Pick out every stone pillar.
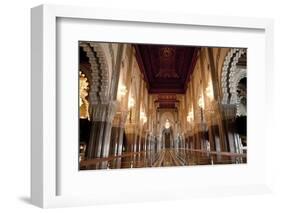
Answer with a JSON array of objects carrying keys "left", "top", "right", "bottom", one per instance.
[
  {"left": 205, "top": 109, "right": 217, "bottom": 152},
  {"left": 110, "top": 116, "right": 120, "bottom": 157},
  {"left": 87, "top": 120, "right": 106, "bottom": 159},
  {"left": 109, "top": 111, "right": 127, "bottom": 168},
  {"left": 144, "top": 132, "right": 148, "bottom": 152},
  {"left": 206, "top": 48, "right": 232, "bottom": 153},
  {"left": 138, "top": 133, "right": 142, "bottom": 152},
  {"left": 109, "top": 125, "right": 119, "bottom": 156},
  {"left": 87, "top": 101, "right": 117, "bottom": 159},
  {"left": 117, "top": 111, "right": 128, "bottom": 155},
  {"left": 222, "top": 104, "right": 240, "bottom": 153},
  {"left": 87, "top": 104, "right": 107, "bottom": 159},
  {"left": 212, "top": 102, "right": 228, "bottom": 153},
  {"left": 156, "top": 136, "right": 161, "bottom": 152},
  {"left": 213, "top": 124, "right": 221, "bottom": 152},
  {"left": 110, "top": 110, "right": 128, "bottom": 156},
  {"left": 101, "top": 102, "right": 117, "bottom": 158},
  {"left": 125, "top": 123, "right": 136, "bottom": 153}
]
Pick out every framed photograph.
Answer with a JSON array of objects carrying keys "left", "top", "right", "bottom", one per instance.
[{"left": 31, "top": 4, "right": 274, "bottom": 208}]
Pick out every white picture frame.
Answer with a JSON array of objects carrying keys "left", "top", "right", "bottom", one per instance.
[{"left": 31, "top": 4, "right": 274, "bottom": 208}]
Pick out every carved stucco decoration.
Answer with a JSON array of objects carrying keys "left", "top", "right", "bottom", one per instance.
[
  {"left": 221, "top": 48, "right": 247, "bottom": 116},
  {"left": 221, "top": 48, "right": 239, "bottom": 104},
  {"left": 80, "top": 42, "right": 110, "bottom": 105},
  {"left": 230, "top": 68, "right": 247, "bottom": 116}
]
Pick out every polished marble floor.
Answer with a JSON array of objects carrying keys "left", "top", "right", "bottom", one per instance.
[{"left": 80, "top": 149, "right": 246, "bottom": 170}]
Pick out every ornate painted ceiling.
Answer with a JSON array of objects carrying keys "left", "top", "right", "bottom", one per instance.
[
  {"left": 134, "top": 44, "right": 198, "bottom": 94},
  {"left": 155, "top": 94, "right": 179, "bottom": 109}
]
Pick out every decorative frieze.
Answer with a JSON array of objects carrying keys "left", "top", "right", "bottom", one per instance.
[{"left": 221, "top": 48, "right": 246, "bottom": 106}]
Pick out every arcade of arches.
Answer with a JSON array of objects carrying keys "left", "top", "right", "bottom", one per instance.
[{"left": 79, "top": 42, "right": 247, "bottom": 170}]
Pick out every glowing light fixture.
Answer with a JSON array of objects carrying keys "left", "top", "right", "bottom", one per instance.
[
  {"left": 128, "top": 96, "right": 135, "bottom": 109},
  {"left": 206, "top": 80, "right": 214, "bottom": 100},
  {"left": 118, "top": 84, "right": 127, "bottom": 98},
  {"left": 198, "top": 93, "right": 205, "bottom": 109},
  {"left": 165, "top": 119, "right": 171, "bottom": 129},
  {"left": 187, "top": 107, "right": 194, "bottom": 123},
  {"left": 140, "top": 111, "right": 147, "bottom": 124},
  {"left": 143, "top": 116, "right": 147, "bottom": 124}
]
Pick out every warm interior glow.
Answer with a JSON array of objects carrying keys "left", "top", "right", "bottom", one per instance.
[
  {"left": 206, "top": 80, "right": 214, "bottom": 100},
  {"left": 187, "top": 107, "right": 194, "bottom": 123},
  {"left": 118, "top": 84, "right": 128, "bottom": 98},
  {"left": 140, "top": 111, "right": 147, "bottom": 124},
  {"left": 198, "top": 93, "right": 205, "bottom": 109},
  {"left": 78, "top": 43, "right": 248, "bottom": 171},
  {"left": 128, "top": 96, "right": 135, "bottom": 109},
  {"left": 79, "top": 71, "right": 90, "bottom": 120},
  {"left": 165, "top": 119, "right": 171, "bottom": 129},
  {"left": 143, "top": 116, "right": 147, "bottom": 124}
]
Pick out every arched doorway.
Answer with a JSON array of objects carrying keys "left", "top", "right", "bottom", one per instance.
[
  {"left": 220, "top": 48, "right": 247, "bottom": 154},
  {"left": 163, "top": 129, "right": 173, "bottom": 148},
  {"left": 161, "top": 119, "right": 174, "bottom": 149}
]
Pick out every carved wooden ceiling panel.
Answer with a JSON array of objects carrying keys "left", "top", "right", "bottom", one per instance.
[
  {"left": 154, "top": 94, "right": 179, "bottom": 109},
  {"left": 135, "top": 44, "right": 198, "bottom": 94}
]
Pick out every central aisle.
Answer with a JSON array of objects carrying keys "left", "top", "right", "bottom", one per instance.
[{"left": 80, "top": 149, "right": 246, "bottom": 170}]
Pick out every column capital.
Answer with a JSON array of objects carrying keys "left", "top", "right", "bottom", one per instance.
[
  {"left": 120, "top": 110, "right": 129, "bottom": 128},
  {"left": 91, "top": 101, "right": 117, "bottom": 122},
  {"left": 112, "top": 110, "right": 129, "bottom": 128}
]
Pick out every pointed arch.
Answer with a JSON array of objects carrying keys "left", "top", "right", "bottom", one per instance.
[
  {"left": 79, "top": 42, "right": 110, "bottom": 105},
  {"left": 221, "top": 48, "right": 247, "bottom": 108}
]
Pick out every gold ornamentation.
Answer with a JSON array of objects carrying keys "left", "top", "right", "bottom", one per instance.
[
  {"left": 140, "top": 111, "right": 147, "bottom": 124},
  {"left": 165, "top": 119, "right": 170, "bottom": 129},
  {"left": 79, "top": 71, "right": 90, "bottom": 120},
  {"left": 198, "top": 92, "right": 205, "bottom": 109},
  {"left": 206, "top": 80, "right": 214, "bottom": 100},
  {"left": 187, "top": 106, "right": 194, "bottom": 123}
]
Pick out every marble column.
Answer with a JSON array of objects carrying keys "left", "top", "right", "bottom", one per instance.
[
  {"left": 101, "top": 102, "right": 117, "bottom": 158},
  {"left": 221, "top": 104, "right": 240, "bottom": 153},
  {"left": 207, "top": 121, "right": 216, "bottom": 152},
  {"left": 117, "top": 111, "right": 128, "bottom": 155},
  {"left": 109, "top": 126, "right": 119, "bottom": 156},
  {"left": 86, "top": 101, "right": 117, "bottom": 159},
  {"left": 109, "top": 111, "right": 127, "bottom": 168},
  {"left": 87, "top": 120, "right": 106, "bottom": 159},
  {"left": 212, "top": 109, "right": 228, "bottom": 153},
  {"left": 125, "top": 123, "right": 136, "bottom": 153},
  {"left": 213, "top": 124, "right": 221, "bottom": 152},
  {"left": 110, "top": 112, "right": 122, "bottom": 156},
  {"left": 206, "top": 48, "right": 238, "bottom": 153}
]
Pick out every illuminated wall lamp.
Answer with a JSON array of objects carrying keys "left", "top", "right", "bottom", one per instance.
[
  {"left": 206, "top": 81, "right": 214, "bottom": 100},
  {"left": 118, "top": 84, "right": 128, "bottom": 98},
  {"left": 165, "top": 119, "right": 171, "bottom": 129},
  {"left": 187, "top": 110, "right": 194, "bottom": 123},
  {"left": 140, "top": 111, "right": 147, "bottom": 124},
  {"left": 128, "top": 96, "right": 135, "bottom": 109},
  {"left": 128, "top": 96, "right": 135, "bottom": 123},
  {"left": 198, "top": 94, "right": 205, "bottom": 109}
]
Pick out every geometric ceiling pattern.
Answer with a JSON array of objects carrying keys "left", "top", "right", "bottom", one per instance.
[{"left": 134, "top": 44, "right": 198, "bottom": 94}]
